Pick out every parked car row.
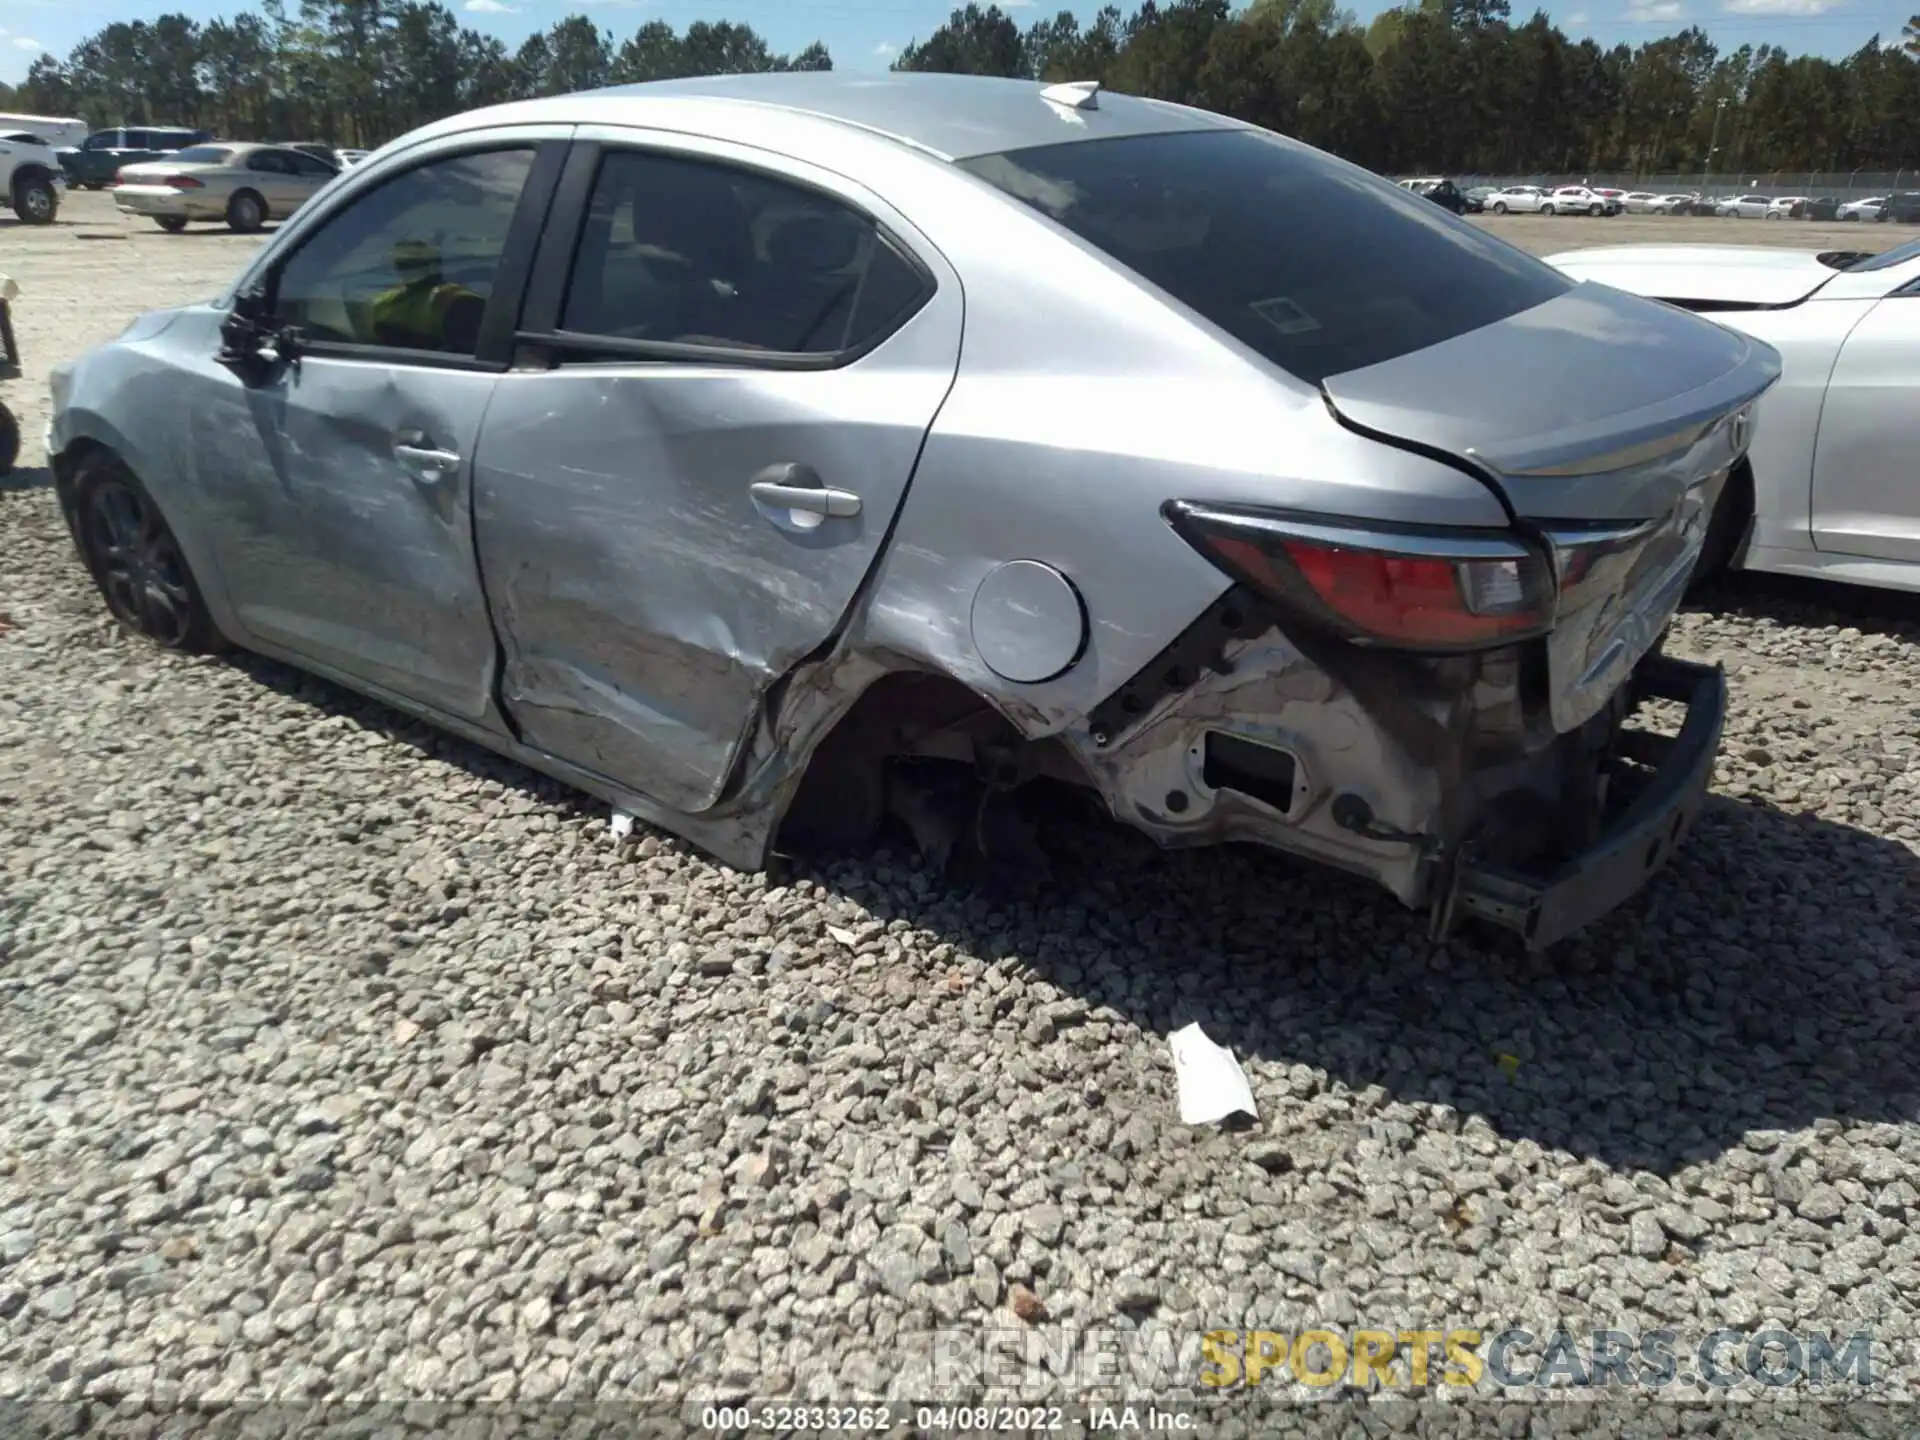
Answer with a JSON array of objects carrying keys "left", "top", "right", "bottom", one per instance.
[
  {"left": 0, "top": 116, "right": 375, "bottom": 216},
  {"left": 1452, "top": 182, "right": 1920, "bottom": 224}
]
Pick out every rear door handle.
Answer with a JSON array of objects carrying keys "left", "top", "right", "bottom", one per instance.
[
  {"left": 750, "top": 481, "right": 861, "bottom": 518},
  {"left": 749, "top": 463, "right": 860, "bottom": 519}
]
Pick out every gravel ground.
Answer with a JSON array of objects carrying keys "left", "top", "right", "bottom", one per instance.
[{"left": 3, "top": 193, "right": 1920, "bottom": 1423}]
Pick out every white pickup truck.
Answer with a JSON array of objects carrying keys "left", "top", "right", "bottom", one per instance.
[{"left": 0, "top": 128, "right": 64, "bottom": 224}]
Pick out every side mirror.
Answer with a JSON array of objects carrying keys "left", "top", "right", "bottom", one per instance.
[{"left": 218, "top": 286, "right": 300, "bottom": 383}]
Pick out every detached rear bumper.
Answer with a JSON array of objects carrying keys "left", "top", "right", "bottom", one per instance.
[{"left": 1450, "top": 654, "right": 1726, "bottom": 951}]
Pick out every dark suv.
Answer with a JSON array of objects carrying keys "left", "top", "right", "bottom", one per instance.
[
  {"left": 1877, "top": 192, "right": 1920, "bottom": 224},
  {"left": 58, "top": 126, "right": 211, "bottom": 190}
]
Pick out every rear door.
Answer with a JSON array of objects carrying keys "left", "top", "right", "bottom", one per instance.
[
  {"left": 244, "top": 148, "right": 305, "bottom": 216},
  {"left": 471, "top": 132, "right": 962, "bottom": 813}
]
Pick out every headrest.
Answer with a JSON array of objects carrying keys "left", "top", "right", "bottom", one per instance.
[{"left": 769, "top": 214, "right": 863, "bottom": 275}]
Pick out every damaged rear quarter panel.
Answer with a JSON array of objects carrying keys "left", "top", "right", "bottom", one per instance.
[{"left": 849, "top": 160, "right": 1512, "bottom": 739}]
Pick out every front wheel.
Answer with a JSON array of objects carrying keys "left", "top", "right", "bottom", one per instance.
[
  {"left": 71, "top": 453, "right": 224, "bottom": 652},
  {"left": 1589, "top": 202, "right": 1602, "bottom": 215},
  {"left": 1492, "top": 201, "right": 1508, "bottom": 214},
  {"left": 11, "top": 174, "right": 57, "bottom": 225},
  {"left": 154, "top": 216, "right": 188, "bottom": 233},
  {"left": 1540, "top": 204, "right": 1555, "bottom": 216}
]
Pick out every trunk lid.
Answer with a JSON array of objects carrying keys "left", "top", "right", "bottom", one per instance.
[
  {"left": 1320, "top": 281, "right": 1781, "bottom": 733},
  {"left": 1546, "top": 244, "right": 1843, "bottom": 309}
]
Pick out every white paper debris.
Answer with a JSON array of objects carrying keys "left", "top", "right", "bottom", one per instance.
[
  {"left": 1168, "top": 1022, "right": 1258, "bottom": 1125},
  {"left": 609, "top": 809, "right": 635, "bottom": 840}
]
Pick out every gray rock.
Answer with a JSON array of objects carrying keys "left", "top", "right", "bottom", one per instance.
[
  {"left": 1629, "top": 1210, "right": 1668, "bottom": 1259},
  {"left": 1797, "top": 1184, "right": 1847, "bottom": 1222},
  {"left": 36, "top": 1286, "right": 77, "bottom": 1322}
]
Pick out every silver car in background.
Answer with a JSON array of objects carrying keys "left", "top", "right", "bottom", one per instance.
[
  {"left": 113, "top": 142, "right": 339, "bottom": 233},
  {"left": 48, "top": 73, "right": 1779, "bottom": 949}
]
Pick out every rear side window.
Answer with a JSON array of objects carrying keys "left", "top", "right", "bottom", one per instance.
[
  {"left": 557, "top": 149, "right": 930, "bottom": 358},
  {"left": 172, "top": 146, "right": 232, "bottom": 164},
  {"left": 961, "top": 131, "right": 1569, "bottom": 385}
]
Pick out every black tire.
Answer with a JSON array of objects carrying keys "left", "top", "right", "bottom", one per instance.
[
  {"left": 71, "top": 453, "right": 224, "bottom": 652},
  {"left": 0, "top": 404, "right": 18, "bottom": 478},
  {"left": 1540, "top": 203, "right": 1555, "bottom": 216},
  {"left": 1492, "top": 201, "right": 1508, "bottom": 214},
  {"left": 1688, "top": 465, "right": 1750, "bottom": 595},
  {"left": 1589, "top": 202, "right": 1602, "bottom": 215},
  {"left": 226, "top": 190, "right": 266, "bottom": 234},
  {"left": 154, "top": 215, "right": 188, "bottom": 233},
  {"left": 11, "top": 173, "right": 57, "bottom": 225},
  {"left": 83, "top": 182, "right": 106, "bottom": 192}
]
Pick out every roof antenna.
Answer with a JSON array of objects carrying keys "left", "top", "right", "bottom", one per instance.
[{"left": 1040, "top": 80, "right": 1100, "bottom": 111}]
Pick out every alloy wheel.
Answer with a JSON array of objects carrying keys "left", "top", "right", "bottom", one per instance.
[{"left": 80, "top": 476, "right": 197, "bottom": 646}]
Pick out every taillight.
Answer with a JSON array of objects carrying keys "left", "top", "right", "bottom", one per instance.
[
  {"left": 165, "top": 175, "right": 204, "bottom": 189},
  {"left": 1165, "top": 502, "right": 1555, "bottom": 652}
]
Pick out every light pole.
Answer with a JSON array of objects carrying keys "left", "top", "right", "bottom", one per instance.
[{"left": 1702, "top": 97, "right": 1728, "bottom": 198}]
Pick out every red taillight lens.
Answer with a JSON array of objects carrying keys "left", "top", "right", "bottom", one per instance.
[
  {"left": 165, "top": 175, "right": 204, "bottom": 189},
  {"left": 1166, "top": 502, "right": 1554, "bottom": 652}
]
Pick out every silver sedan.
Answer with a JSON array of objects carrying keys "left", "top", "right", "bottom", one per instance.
[
  {"left": 113, "top": 142, "right": 339, "bottom": 233},
  {"left": 48, "top": 73, "right": 1779, "bottom": 949}
]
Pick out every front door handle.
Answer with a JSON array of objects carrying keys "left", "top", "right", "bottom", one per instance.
[{"left": 393, "top": 430, "right": 462, "bottom": 474}]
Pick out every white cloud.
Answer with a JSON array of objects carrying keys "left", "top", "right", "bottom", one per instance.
[
  {"left": 464, "top": 0, "right": 516, "bottom": 11},
  {"left": 873, "top": 40, "right": 897, "bottom": 57},
  {"left": 1624, "top": 0, "right": 1684, "bottom": 18},
  {"left": 1563, "top": 9, "right": 1589, "bottom": 21},
  {"left": 11, "top": 36, "right": 43, "bottom": 51},
  {"left": 1720, "top": 0, "right": 1835, "bottom": 12}
]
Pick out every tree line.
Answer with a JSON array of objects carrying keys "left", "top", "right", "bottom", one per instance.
[
  {"left": 0, "top": 1, "right": 830, "bottom": 149},
  {"left": 3, "top": 0, "right": 1919, "bottom": 175}
]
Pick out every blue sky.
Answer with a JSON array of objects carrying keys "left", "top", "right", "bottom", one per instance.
[{"left": 1, "top": 0, "right": 1913, "bottom": 86}]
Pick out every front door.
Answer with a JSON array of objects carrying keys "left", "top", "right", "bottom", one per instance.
[
  {"left": 472, "top": 136, "right": 962, "bottom": 813},
  {"left": 187, "top": 139, "right": 564, "bottom": 721},
  {"left": 1810, "top": 288, "right": 1920, "bottom": 564}
]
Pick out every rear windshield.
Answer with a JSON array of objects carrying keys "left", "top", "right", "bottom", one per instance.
[
  {"left": 958, "top": 130, "right": 1568, "bottom": 385},
  {"left": 171, "top": 146, "right": 233, "bottom": 164}
]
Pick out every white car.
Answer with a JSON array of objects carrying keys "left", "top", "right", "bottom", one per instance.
[
  {"left": 1651, "top": 193, "right": 1700, "bottom": 214},
  {"left": 1715, "top": 195, "right": 1773, "bottom": 219},
  {"left": 336, "top": 148, "right": 371, "bottom": 167},
  {"left": 1547, "top": 186, "right": 1620, "bottom": 216},
  {"left": 1549, "top": 240, "right": 1920, "bottom": 594},
  {"left": 1838, "top": 196, "right": 1886, "bottom": 222},
  {"left": 1484, "top": 185, "right": 1550, "bottom": 214},
  {"left": 0, "top": 129, "right": 64, "bottom": 223},
  {"left": 1766, "top": 196, "right": 1809, "bottom": 220},
  {"left": 1621, "top": 191, "right": 1662, "bottom": 214}
]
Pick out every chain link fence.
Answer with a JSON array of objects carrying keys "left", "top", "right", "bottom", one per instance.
[{"left": 1447, "top": 170, "right": 1914, "bottom": 200}]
